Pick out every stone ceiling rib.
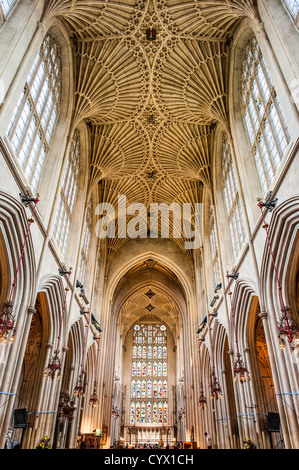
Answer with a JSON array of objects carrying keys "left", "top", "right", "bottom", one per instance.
[{"left": 42, "top": 0, "right": 258, "bottom": 255}]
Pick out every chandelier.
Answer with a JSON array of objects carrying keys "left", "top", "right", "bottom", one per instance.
[
  {"left": 74, "top": 310, "right": 90, "bottom": 398},
  {"left": 0, "top": 301, "right": 15, "bottom": 345},
  {"left": 74, "top": 375, "right": 85, "bottom": 398},
  {"left": 44, "top": 268, "right": 72, "bottom": 380},
  {"left": 198, "top": 386, "right": 207, "bottom": 410},
  {"left": 210, "top": 369, "right": 223, "bottom": 400},
  {"left": 258, "top": 196, "right": 299, "bottom": 350},
  {"left": 233, "top": 353, "right": 250, "bottom": 384},
  {"left": 206, "top": 310, "right": 224, "bottom": 400},
  {"left": 278, "top": 307, "right": 299, "bottom": 350},
  {"left": 227, "top": 273, "right": 250, "bottom": 384},
  {"left": 44, "top": 350, "right": 61, "bottom": 380},
  {"left": 89, "top": 339, "right": 101, "bottom": 408},
  {"left": 89, "top": 383, "right": 99, "bottom": 408},
  {"left": 197, "top": 339, "right": 207, "bottom": 410}
]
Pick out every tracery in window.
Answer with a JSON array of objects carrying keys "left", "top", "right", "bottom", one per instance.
[
  {"left": 209, "top": 208, "right": 221, "bottom": 286},
  {"left": 0, "top": 0, "right": 17, "bottom": 18},
  {"left": 131, "top": 324, "right": 168, "bottom": 425},
  {"left": 241, "top": 36, "right": 291, "bottom": 195},
  {"left": 78, "top": 205, "right": 92, "bottom": 284},
  {"left": 53, "top": 131, "right": 80, "bottom": 257},
  {"left": 7, "top": 34, "right": 62, "bottom": 192},
  {"left": 282, "top": 0, "right": 299, "bottom": 20},
  {"left": 221, "top": 136, "right": 246, "bottom": 259}
]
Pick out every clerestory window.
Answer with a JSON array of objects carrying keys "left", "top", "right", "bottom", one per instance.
[
  {"left": 241, "top": 36, "right": 291, "bottom": 195},
  {"left": 7, "top": 34, "right": 62, "bottom": 192}
]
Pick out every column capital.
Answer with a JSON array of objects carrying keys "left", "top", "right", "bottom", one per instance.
[
  {"left": 37, "top": 22, "right": 45, "bottom": 32},
  {"left": 28, "top": 306, "right": 37, "bottom": 316},
  {"left": 255, "top": 22, "right": 267, "bottom": 39},
  {"left": 258, "top": 310, "right": 268, "bottom": 320}
]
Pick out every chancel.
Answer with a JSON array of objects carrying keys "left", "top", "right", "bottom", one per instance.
[{"left": 0, "top": 0, "right": 298, "bottom": 451}]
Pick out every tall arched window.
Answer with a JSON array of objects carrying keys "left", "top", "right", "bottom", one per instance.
[
  {"left": 7, "top": 34, "right": 62, "bottom": 192},
  {"left": 53, "top": 131, "right": 80, "bottom": 257},
  {"left": 78, "top": 205, "right": 92, "bottom": 284},
  {"left": 131, "top": 324, "right": 168, "bottom": 425},
  {"left": 282, "top": 0, "right": 299, "bottom": 21},
  {"left": 209, "top": 207, "right": 221, "bottom": 286},
  {"left": 221, "top": 136, "right": 246, "bottom": 259},
  {"left": 241, "top": 36, "right": 291, "bottom": 195},
  {"left": 0, "top": 0, "right": 17, "bottom": 18}
]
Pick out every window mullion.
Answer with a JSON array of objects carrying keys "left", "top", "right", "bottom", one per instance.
[
  {"left": 260, "top": 108, "right": 278, "bottom": 175},
  {"left": 254, "top": 142, "right": 269, "bottom": 194},
  {"left": 22, "top": 110, "right": 44, "bottom": 178},
  {"left": 18, "top": 103, "right": 38, "bottom": 168},
  {"left": 7, "top": 86, "right": 29, "bottom": 138}
]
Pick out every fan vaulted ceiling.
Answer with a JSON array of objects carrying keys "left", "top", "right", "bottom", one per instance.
[{"left": 42, "top": 0, "right": 258, "bottom": 255}]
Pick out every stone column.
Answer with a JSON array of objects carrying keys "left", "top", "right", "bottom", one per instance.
[
  {"left": 53, "top": 393, "right": 65, "bottom": 450},
  {"left": 258, "top": 310, "right": 292, "bottom": 449},
  {"left": 0, "top": 305, "right": 35, "bottom": 449},
  {"left": 65, "top": 397, "right": 77, "bottom": 449}
]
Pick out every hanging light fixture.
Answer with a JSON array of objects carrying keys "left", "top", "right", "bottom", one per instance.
[
  {"left": 197, "top": 338, "right": 207, "bottom": 410},
  {"left": 44, "top": 350, "right": 61, "bottom": 380},
  {"left": 89, "top": 382, "right": 99, "bottom": 408},
  {"left": 44, "top": 268, "right": 72, "bottom": 380},
  {"left": 74, "top": 314, "right": 89, "bottom": 398},
  {"left": 207, "top": 312, "right": 224, "bottom": 400},
  {"left": 0, "top": 301, "right": 15, "bottom": 345},
  {"left": 74, "top": 374, "right": 85, "bottom": 398},
  {"left": 233, "top": 353, "right": 249, "bottom": 384},
  {"left": 257, "top": 196, "right": 299, "bottom": 350},
  {"left": 210, "top": 369, "right": 224, "bottom": 400},
  {"left": 198, "top": 385, "right": 207, "bottom": 410},
  {"left": 226, "top": 273, "right": 250, "bottom": 384},
  {"left": 89, "top": 338, "right": 101, "bottom": 408},
  {"left": 0, "top": 194, "right": 39, "bottom": 345}
]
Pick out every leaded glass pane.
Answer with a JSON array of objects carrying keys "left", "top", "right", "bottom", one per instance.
[
  {"left": 7, "top": 34, "right": 62, "bottom": 191},
  {"left": 241, "top": 36, "right": 291, "bottom": 195},
  {"left": 53, "top": 132, "right": 80, "bottom": 257},
  {"left": 131, "top": 324, "right": 168, "bottom": 424},
  {"left": 0, "top": 0, "right": 17, "bottom": 17},
  {"left": 221, "top": 136, "right": 246, "bottom": 258},
  {"left": 283, "top": 0, "right": 299, "bottom": 20}
]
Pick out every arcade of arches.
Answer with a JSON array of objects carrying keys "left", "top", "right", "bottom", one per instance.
[{"left": 0, "top": 0, "right": 299, "bottom": 451}]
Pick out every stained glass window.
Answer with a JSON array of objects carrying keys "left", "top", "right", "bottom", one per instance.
[
  {"left": 7, "top": 34, "right": 62, "bottom": 192},
  {"left": 53, "top": 131, "right": 80, "bottom": 257},
  {"left": 241, "top": 36, "right": 291, "bottom": 195},
  {"left": 282, "top": 0, "right": 299, "bottom": 20},
  {"left": 221, "top": 136, "right": 246, "bottom": 258},
  {"left": 131, "top": 324, "right": 168, "bottom": 424}
]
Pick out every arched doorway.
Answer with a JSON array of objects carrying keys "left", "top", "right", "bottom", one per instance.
[
  {"left": 254, "top": 309, "right": 282, "bottom": 449},
  {"left": 103, "top": 254, "right": 192, "bottom": 449}
]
